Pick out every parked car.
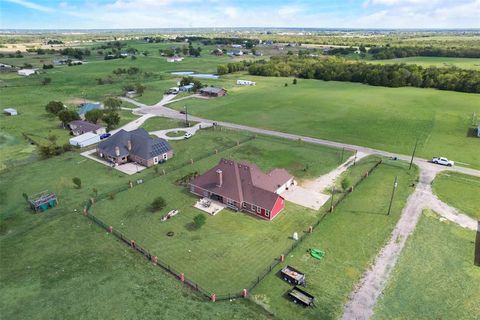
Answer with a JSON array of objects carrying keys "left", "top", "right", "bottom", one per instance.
[
  {"left": 100, "top": 133, "right": 111, "bottom": 140},
  {"left": 179, "top": 110, "right": 186, "bottom": 114},
  {"left": 184, "top": 132, "right": 192, "bottom": 139},
  {"left": 432, "top": 157, "right": 454, "bottom": 167}
]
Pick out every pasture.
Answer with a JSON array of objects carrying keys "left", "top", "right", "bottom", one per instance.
[
  {"left": 373, "top": 210, "right": 480, "bottom": 319},
  {"left": 90, "top": 132, "right": 350, "bottom": 294},
  {"left": 251, "top": 158, "right": 418, "bottom": 320},
  {"left": 368, "top": 56, "right": 480, "bottom": 70},
  {"left": 168, "top": 75, "right": 480, "bottom": 169},
  {"left": 432, "top": 171, "right": 480, "bottom": 219}
]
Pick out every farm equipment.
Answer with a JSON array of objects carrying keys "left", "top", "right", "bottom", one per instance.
[
  {"left": 288, "top": 286, "right": 315, "bottom": 307},
  {"left": 280, "top": 265, "right": 306, "bottom": 286},
  {"left": 310, "top": 248, "right": 325, "bottom": 260}
]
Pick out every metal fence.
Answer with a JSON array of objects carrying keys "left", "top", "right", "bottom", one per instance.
[{"left": 81, "top": 141, "right": 383, "bottom": 301}]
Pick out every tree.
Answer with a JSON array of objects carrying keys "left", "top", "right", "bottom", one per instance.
[
  {"left": 102, "top": 111, "right": 120, "bottom": 131},
  {"left": 150, "top": 196, "right": 166, "bottom": 212},
  {"left": 104, "top": 97, "right": 122, "bottom": 111},
  {"left": 135, "top": 83, "right": 145, "bottom": 95},
  {"left": 217, "top": 64, "right": 228, "bottom": 75},
  {"left": 84, "top": 109, "right": 103, "bottom": 124},
  {"left": 341, "top": 178, "right": 350, "bottom": 191},
  {"left": 58, "top": 109, "right": 80, "bottom": 125},
  {"left": 193, "top": 214, "right": 206, "bottom": 229},
  {"left": 72, "top": 177, "right": 81, "bottom": 189},
  {"left": 284, "top": 83, "right": 288, "bottom": 87},
  {"left": 293, "top": 78, "right": 297, "bottom": 85},
  {"left": 45, "top": 101, "right": 65, "bottom": 115}
]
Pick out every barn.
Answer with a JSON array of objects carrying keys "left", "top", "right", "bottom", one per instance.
[{"left": 189, "top": 159, "right": 294, "bottom": 220}]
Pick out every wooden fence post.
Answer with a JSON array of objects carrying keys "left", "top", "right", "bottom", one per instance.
[
  {"left": 107, "top": 226, "right": 113, "bottom": 233},
  {"left": 308, "top": 226, "right": 313, "bottom": 233},
  {"left": 130, "top": 240, "right": 136, "bottom": 249},
  {"left": 280, "top": 254, "right": 285, "bottom": 262},
  {"left": 180, "top": 272, "right": 185, "bottom": 282},
  {"left": 242, "top": 289, "right": 248, "bottom": 298},
  {"left": 211, "top": 293, "right": 216, "bottom": 302},
  {"left": 152, "top": 256, "right": 158, "bottom": 265}
]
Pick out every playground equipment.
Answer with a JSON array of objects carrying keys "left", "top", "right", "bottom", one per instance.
[
  {"left": 25, "top": 191, "right": 57, "bottom": 212},
  {"left": 309, "top": 248, "right": 325, "bottom": 260}
]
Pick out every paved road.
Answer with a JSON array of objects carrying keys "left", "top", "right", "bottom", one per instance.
[{"left": 122, "top": 96, "right": 480, "bottom": 319}]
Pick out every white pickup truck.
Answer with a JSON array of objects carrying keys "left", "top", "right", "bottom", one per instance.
[{"left": 432, "top": 157, "right": 454, "bottom": 167}]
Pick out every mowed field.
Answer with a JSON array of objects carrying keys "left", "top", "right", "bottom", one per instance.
[
  {"left": 251, "top": 158, "right": 418, "bottom": 320},
  {"left": 373, "top": 210, "right": 480, "bottom": 319},
  {"left": 91, "top": 131, "right": 350, "bottom": 294},
  {"left": 368, "top": 56, "right": 480, "bottom": 70},
  {"left": 432, "top": 171, "right": 480, "bottom": 219},
  {"left": 168, "top": 75, "right": 480, "bottom": 169}
]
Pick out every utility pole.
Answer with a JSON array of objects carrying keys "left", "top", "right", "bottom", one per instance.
[
  {"left": 409, "top": 138, "right": 418, "bottom": 170},
  {"left": 387, "top": 176, "right": 398, "bottom": 215},
  {"left": 354, "top": 150, "right": 358, "bottom": 166},
  {"left": 184, "top": 105, "right": 188, "bottom": 126},
  {"left": 330, "top": 185, "right": 335, "bottom": 212},
  {"left": 475, "top": 221, "right": 480, "bottom": 267}
]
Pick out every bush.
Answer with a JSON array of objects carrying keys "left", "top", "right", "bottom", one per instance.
[
  {"left": 72, "top": 177, "right": 82, "bottom": 189},
  {"left": 193, "top": 214, "right": 206, "bottom": 229},
  {"left": 150, "top": 196, "right": 166, "bottom": 212},
  {"left": 341, "top": 177, "right": 350, "bottom": 191},
  {"left": 45, "top": 101, "right": 64, "bottom": 115}
]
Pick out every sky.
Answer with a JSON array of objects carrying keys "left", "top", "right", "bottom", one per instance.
[{"left": 0, "top": 0, "right": 479, "bottom": 30}]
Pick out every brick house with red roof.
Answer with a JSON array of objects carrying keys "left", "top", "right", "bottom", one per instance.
[{"left": 189, "top": 159, "right": 294, "bottom": 220}]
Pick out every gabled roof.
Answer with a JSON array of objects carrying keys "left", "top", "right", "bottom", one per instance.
[
  {"left": 190, "top": 159, "right": 293, "bottom": 210},
  {"left": 200, "top": 87, "right": 226, "bottom": 94},
  {"left": 69, "top": 120, "right": 102, "bottom": 134},
  {"left": 79, "top": 102, "right": 102, "bottom": 115},
  {"left": 98, "top": 128, "right": 172, "bottom": 160}
]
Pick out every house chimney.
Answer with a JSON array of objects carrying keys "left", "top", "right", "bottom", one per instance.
[
  {"left": 127, "top": 140, "right": 132, "bottom": 151},
  {"left": 115, "top": 146, "right": 120, "bottom": 157},
  {"left": 216, "top": 169, "right": 223, "bottom": 187}
]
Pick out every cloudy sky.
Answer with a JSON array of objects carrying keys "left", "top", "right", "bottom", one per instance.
[{"left": 1, "top": 0, "right": 479, "bottom": 29}]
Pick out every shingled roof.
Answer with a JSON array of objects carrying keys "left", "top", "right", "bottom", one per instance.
[
  {"left": 98, "top": 128, "right": 171, "bottom": 160},
  {"left": 190, "top": 159, "right": 292, "bottom": 210}
]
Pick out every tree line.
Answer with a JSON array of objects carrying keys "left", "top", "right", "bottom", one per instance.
[
  {"left": 369, "top": 46, "right": 480, "bottom": 59},
  {"left": 246, "top": 56, "right": 480, "bottom": 93}
]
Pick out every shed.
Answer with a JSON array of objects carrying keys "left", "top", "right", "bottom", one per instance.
[
  {"left": 17, "top": 69, "right": 36, "bottom": 76},
  {"left": 3, "top": 108, "right": 18, "bottom": 116},
  {"left": 69, "top": 132, "right": 101, "bottom": 147},
  {"left": 199, "top": 87, "right": 227, "bottom": 97}
]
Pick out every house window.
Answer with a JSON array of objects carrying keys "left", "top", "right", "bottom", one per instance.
[
  {"left": 203, "top": 191, "right": 209, "bottom": 197},
  {"left": 163, "top": 153, "right": 168, "bottom": 160},
  {"left": 243, "top": 202, "right": 247, "bottom": 208},
  {"left": 154, "top": 156, "right": 159, "bottom": 164},
  {"left": 266, "top": 210, "right": 270, "bottom": 218},
  {"left": 122, "top": 157, "right": 126, "bottom": 160},
  {"left": 227, "top": 199, "right": 235, "bottom": 206},
  {"left": 257, "top": 206, "right": 261, "bottom": 214},
  {"left": 252, "top": 205, "right": 257, "bottom": 212}
]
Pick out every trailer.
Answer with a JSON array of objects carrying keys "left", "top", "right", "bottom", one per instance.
[
  {"left": 288, "top": 286, "right": 315, "bottom": 307},
  {"left": 280, "top": 265, "right": 306, "bottom": 286}
]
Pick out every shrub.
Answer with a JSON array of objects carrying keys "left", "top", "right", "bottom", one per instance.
[
  {"left": 341, "top": 177, "right": 350, "bottom": 191},
  {"left": 72, "top": 177, "right": 82, "bottom": 189},
  {"left": 150, "top": 196, "right": 166, "bottom": 212},
  {"left": 193, "top": 214, "right": 206, "bottom": 229}
]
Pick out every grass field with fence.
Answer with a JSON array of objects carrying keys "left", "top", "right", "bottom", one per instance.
[
  {"left": 251, "top": 158, "right": 418, "bottom": 320},
  {"left": 89, "top": 132, "right": 351, "bottom": 295},
  {"left": 373, "top": 209, "right": 480, "bottom": 319}
]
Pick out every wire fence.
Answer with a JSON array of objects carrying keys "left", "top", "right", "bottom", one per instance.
[{"left": 81, "top": 135, "right": 383, "bottom": 301}]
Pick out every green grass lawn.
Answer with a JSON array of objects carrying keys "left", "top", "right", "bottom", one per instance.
[
  {"left": 432, "top": 171, "right": 480, "bottom": 219},
  {"left": 373, "top": 210, "right": 480, "bottom": 320},
  {"left": 0, "top": 167, "right": 271, "bottom": 320},
  {"left": 250, "top": 159, "right": 418, "bottom": 320},
  {"left": 167, "top": 75, "right": 480, "bottom": 169},
  {"left": 368, "top": 56, "right": 480, "bottom": 70},
  {"left": 90, "top": 134, "right": 350, "bottom": 294}
]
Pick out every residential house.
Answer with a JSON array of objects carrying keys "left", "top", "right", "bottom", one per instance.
[
  {"left": 189, "top": 159, "right": 294, "bottom": 220},
  {"left": 78, "top": 102, "right": 103, "bottom": 119},
  {"left": 97, "top": 128, "right": 173, "bottom": 167},
  {"left": 179, "top": 84, "right": 194, "bottom": 92},
  {"left": 68, "top": 120, "right": 106, "bottom": 136},
  {"left": 199, "top": 87, "right": 227, "bottom": 97},
  {"left": 3, "top": 108, "right": 18, "bottom": 116}
]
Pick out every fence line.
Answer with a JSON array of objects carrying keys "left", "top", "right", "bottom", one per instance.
[{"left": 82, "top": 153, "right": 382, "bottom": 301}]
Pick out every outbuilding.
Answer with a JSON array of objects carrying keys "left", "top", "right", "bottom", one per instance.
[
  {"left": 17, "top": 69, "right": 36, "bottom": 76},
  {"left": 3, "top": 108, "right": 18, "bottom": 116},
  {"left": 199, "top": 87, "right": 227, "bottom": 97},
  {"left": 69, "top": 132, "right": 102, "bottom": 148},
  {"left": 237, "top": 80, "right": 256, "bottom": 86}
]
